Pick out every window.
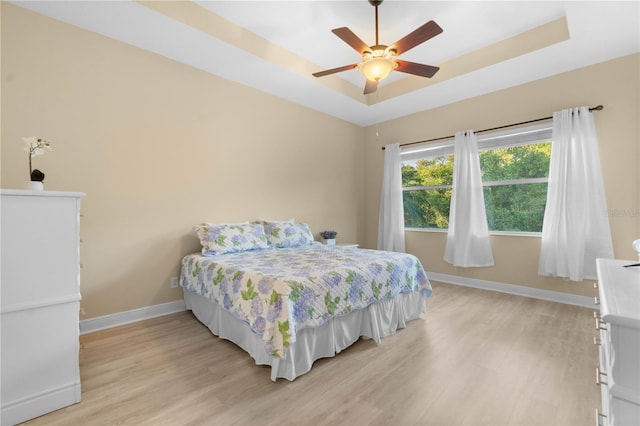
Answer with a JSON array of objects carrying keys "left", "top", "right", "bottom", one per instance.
[{"left": 401, "top": 123, "right": 552, "bottom": 233}]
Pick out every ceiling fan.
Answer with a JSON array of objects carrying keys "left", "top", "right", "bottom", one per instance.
[{"left": 312, "top": 0, "right": 443, "bottom": 95}]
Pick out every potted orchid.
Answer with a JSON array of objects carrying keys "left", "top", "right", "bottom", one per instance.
[
  {"left": 23, "top": 137, "right": 52, "bottom": 190},
  {"left": 320, "top": 230, "right": 337, "bottom": 246}
]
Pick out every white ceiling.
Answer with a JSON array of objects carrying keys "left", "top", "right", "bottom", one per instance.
[{"left": 11, "top": 1, "right": 640, "bottom": 126}]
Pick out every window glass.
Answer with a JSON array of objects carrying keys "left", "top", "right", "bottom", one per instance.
[
  {"left": 401, "top": 125, "right": 551, "bottom": 233},
  {"left": 483, "top": 182, "right": 548, "bottom": 232},
  {"left": 402, "top": 155, "right": 453, "bottom": 229},
  {"left": 480, "top": 142, "right": 551, "bottom": 232}
]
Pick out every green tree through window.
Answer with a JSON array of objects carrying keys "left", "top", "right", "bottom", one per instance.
[
  {"left": 402, "top": 156, "right": 453, "bottom": 229},
  {"left": 402, "top": 141, "right": 551, "bottom": 233}
]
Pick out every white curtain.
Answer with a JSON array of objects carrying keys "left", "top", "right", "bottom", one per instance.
[
  {"left": 444, "top": 131, "right": 494, "bottom": 267},
  {"left": 378, "top": 143, "right": 406, "bottom": 252},
  {"left": 539, "top": 107, "right": 614, "bottom": 281}
]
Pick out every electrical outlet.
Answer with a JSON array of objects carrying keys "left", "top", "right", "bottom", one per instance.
[
  {"left": 80, "top": 307, "right": 86, "bottom": 316},
  {"left": 170, "top": 277, "right": 179, "bottom": 288}
]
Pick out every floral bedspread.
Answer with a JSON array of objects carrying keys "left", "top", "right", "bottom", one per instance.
[{"left": 180, "top": 245, "right": 431, "bottom": 358}]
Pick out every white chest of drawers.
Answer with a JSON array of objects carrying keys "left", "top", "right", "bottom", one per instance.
[
  {"left": 595, "top": 258, "right": 640, "bottom": 426},
  {"left": 1, "top": 190, "right": 85, "bottom": 425}
]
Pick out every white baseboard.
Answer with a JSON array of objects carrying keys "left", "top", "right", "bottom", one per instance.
[
  {"left": 79, "top": 300, "right": 186, "bottom": 335},
  {"left": 78, "top": 274, "right": 594, "bottom": 335},
  {"left": 427, "top": 272, "right": 596, "bottom": 308},
  {"left": 1, "top": 382, "right": 81, "bottom": 426}
]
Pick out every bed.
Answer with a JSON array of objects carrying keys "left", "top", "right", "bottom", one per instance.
[{"left": 180, "top": 221, "right": 431, "bottom": 381}]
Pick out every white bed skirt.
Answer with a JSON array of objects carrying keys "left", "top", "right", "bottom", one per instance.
[{"left": 183, "top": 289, "right": 426, "bottom": 381}]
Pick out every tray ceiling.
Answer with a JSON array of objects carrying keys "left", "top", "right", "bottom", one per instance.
[{"left": 10, "top": 1, "right": 640, "bottom": 126}]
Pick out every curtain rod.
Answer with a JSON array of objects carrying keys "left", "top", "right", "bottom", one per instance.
[{"left": 381, "top": 104, "right": 604, "bottom": 151}]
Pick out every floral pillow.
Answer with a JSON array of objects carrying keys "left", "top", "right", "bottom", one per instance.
[
  {"left": 259, "top": 220, "right": 315, "bottom": 248},
  {"left": 193, "top": 222, "right": 270, "bottom": 256}
]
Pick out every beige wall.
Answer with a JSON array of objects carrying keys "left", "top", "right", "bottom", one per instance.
[
  {"left": 1, "top": 4, "right": 365, "bottom": 318},
  {"left": 3, "top": 4, "right": 638, "bottom": 319},
  {"left": 363, "top": 54, "right": 640, "bottom": 298}
]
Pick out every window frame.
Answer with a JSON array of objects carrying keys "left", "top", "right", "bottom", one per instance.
[{"left": 400, "top": 122, "right": 553, "bottom": 236}]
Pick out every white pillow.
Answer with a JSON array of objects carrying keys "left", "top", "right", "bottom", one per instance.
[{"left": 193, "top": 222, "right": 269, "bottom": 255}]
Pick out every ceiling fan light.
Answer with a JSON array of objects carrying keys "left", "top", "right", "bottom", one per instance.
[{"left": 359, "top": 57, "right": 396, "bottom": 82}]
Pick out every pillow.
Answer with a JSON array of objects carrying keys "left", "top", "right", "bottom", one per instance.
[
  {"left": 257, "top": 219, "right": 293, "bottom": 239},
  {"left": 193, "top": 222, "right": 269, "bottom": 255},
  {"left": 259, "top": 220, "right": 315, "bottom": 248}
]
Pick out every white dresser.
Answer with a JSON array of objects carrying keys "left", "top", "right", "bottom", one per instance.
[
  {"left": 595, "top": 258, "right": 640, "bottom": 426},
  {"left": 1, "top": 190, "right": 85, "bottom": 425}
]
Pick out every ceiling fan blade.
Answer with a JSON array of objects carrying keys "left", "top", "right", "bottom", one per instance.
[
  {"left": 332, "top": 27, "right": 371, "bottom": 54},
  {"left": 312, "top": 64, "right": 358, "bottom": 78},
  {"left": 364, "top": 79, "right": 378, "bottom": 95},
  {"left": 395, "top": 60, "right": 440, "bottom": 78},
  {"left": 391, "top": 20, "right": 443, "bottom": 55}
]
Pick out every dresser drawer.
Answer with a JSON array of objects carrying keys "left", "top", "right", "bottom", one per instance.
[
  {"left": 610, "top": 396, "right": 640, "bottom": 426},
  {"left": 596, "top": 259, "right": 640, "bottom": 426},
  {"left": 595, "top": 312, "right": 612, "bottom": 371},
  {"left": 606, "top": 323, "right": 640, "bottom": 397},
  {"left": 598, "top": 344, "right": 611, "bottom": 424}
]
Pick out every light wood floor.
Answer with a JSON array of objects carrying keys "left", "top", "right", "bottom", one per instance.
[{"left": 23, "top": 282, "right": 600, "bottom": 426}]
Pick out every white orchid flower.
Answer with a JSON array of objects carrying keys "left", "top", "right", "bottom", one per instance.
[{"left": 22, "top": 136, "right": 53, "bottom": 157}]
